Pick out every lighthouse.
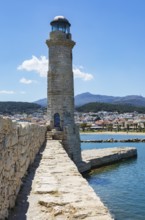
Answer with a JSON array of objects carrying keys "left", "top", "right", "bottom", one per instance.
[{"left": 46, "top": 16, "right": 82, "bottom": 165}]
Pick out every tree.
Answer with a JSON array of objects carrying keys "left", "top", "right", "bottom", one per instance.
[{"left": 80, "top": 123, "right": 87, "bottom": 132}]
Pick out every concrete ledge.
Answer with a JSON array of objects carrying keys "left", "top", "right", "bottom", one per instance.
[{"left": 82, "top": 147, "right": 137, "bottom": 170}]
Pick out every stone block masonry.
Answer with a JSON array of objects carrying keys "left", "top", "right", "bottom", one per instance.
[
  {"left": 19, "top": 140, "right": 113, "bottom": 220},
  {"left": 0, "top": 117, "right": 47, "bottom": 219}
]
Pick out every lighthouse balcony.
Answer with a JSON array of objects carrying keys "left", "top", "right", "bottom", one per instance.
[{"left": 50, "top": 30, "right": 71, "bottom": 40}]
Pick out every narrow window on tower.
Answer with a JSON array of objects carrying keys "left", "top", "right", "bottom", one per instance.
[{"left": 54, "top": 113, "right": 60, "bottom": 128}]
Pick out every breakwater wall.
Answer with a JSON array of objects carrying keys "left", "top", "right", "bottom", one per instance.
[
  {"left": 0, "top": 117, "right": 47, "bottom": 219},
  {"left": 81, "top": 138, "right": 145, "bottom": 143},
  {"left": 82, "top": 147, "right": 137, "bottom": 170}
]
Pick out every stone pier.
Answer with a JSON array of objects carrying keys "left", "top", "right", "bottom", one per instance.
[
  {"left": 8, "top": 140, "right": 113, "bottom": 220},
  {"left": 7, "top": 136, "right": 137, "bottom": 220}
]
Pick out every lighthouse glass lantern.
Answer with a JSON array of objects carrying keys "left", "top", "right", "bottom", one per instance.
[{"left": 50, "top": 16, "right": 70, "bottom": 33}]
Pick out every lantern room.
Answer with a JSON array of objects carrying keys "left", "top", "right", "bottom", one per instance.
[{"left": 50, "top": 16, "right": 71, "bottom": 34}]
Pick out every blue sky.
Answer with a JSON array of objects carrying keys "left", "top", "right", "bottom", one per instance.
[{"left": 0, "top": 0, "right": 145, "bottom": 102}]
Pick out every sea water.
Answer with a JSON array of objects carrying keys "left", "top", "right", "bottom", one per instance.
[{"left": 81, "top": 133, "right": 145, "bottom": 220}]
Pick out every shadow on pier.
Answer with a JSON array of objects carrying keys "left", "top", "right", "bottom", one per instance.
[{"left": 8, "top": 142, "right": 46, "bottom": 220}]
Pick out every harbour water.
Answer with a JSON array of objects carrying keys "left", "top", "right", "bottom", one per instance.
[{"left": 81, "top": 133, "right": 145, "bottom": 220}]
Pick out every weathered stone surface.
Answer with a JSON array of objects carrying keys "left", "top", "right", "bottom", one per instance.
[
  {"left": 26, "top": 140, "right": 113, "bottom": 220},
  {"left": 0, "top": 117, "right": 47, "bottom": 219}
]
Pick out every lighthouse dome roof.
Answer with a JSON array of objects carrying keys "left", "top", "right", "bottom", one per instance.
[{"left": 50, "top": 16, "right": 70, "bottom": 26}]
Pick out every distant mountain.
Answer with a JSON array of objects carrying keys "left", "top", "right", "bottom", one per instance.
[
  {"left": 112, "top": 95, "right": 145, "bottom": 107},
  {"left": 75, "top": 92, "right": 145, "bottom": 107},
  {"left": 75, "top": 92, "right": 116, "bottom": 106},
  {"left": 34, "top": 92, "right": 145, "bottom": 108},
  {"left": 34, "top": 98, "right": 47, "bottom": 107}
]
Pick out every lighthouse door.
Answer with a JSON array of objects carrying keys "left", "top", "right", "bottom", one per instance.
[{"left": 54, "top": 113, "right": 60, "bottom": 128}]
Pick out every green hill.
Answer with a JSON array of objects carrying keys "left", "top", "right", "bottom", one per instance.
[
  {"left": 76, "top": 102, "right": 145, "bottom": 113},
  {"left": 0, "top": 102, "right": 41, "bottom": 114}
]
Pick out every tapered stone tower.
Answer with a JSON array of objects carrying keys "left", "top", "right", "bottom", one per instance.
[{"left": 46, "top": 16, "right": 82, "bottom": 165}]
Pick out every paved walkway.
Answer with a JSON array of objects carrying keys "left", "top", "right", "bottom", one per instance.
[{"left": 8, "top": 140, "right": 113, "bottom": 220}]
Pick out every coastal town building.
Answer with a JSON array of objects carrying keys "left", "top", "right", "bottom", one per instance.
[{"left": 1, "top": 107, "right": 145, "bottom": 132}]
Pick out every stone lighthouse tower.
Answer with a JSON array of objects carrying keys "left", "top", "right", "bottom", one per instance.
[{"left": 46, "top": 16, "right": 82, "bottom": 165}]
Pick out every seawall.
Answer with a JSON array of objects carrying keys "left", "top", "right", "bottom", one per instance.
[{"left": 0, "top": 117, "right": 47, "bottom": 219}]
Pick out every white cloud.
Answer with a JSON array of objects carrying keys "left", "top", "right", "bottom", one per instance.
[
  {"left": 17, "top": 55, "right": 94, "bottom": 81},
  {"left": 0, "top": 90, "right": 15, "bottom": 94},
  {"left": 73, "top": 67, "right": 94, "bottom": 81},
  {"left": 17, "top": 56, "right": 48, "bottom": 77},
  {"left": 20, "top": 77, "right": 37, "bottom": 84}
]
